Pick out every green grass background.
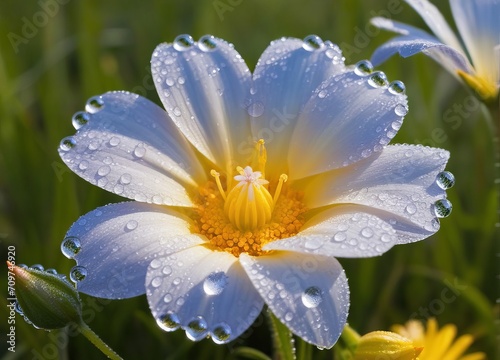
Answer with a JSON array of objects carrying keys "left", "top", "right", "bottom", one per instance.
[{"left": 0, "top": 0, "right": 497, "bottom": 359}]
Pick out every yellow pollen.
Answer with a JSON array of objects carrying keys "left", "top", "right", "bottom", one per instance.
[{"left": 193, "top": 139, "right": 307, "bottom": 257}]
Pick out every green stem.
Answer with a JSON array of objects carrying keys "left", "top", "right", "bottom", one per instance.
[
  {"left": 339, "top": 324, "right": 360, "bottom": 353},
  {"left": 78, "top": 321, "right": 123, "bottom": 360},
  {"left": 267, "top": 310, "right": 296, "bottom": 360}
]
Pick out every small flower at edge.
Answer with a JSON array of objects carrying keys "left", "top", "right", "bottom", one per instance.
[
  {"left": 353, "top": 331, "right": 423, "bottom": 360},
  {"left": 9, "top": 262, "right": 83, "bottom": 330}
]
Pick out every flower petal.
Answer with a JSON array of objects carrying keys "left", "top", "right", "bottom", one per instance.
[
  {"left": 249, "top": 36, "right": 345, "bottom": 178},
  {"left": 268, "top": 145, "right": 450, "bottom": 257},
  {"left": 151, "top": 35, "right": 252, "bottom": 171},
  {"left": 59, "top": 91, "right": 205, "bottom": 206},
  {"left": 287, "top": 69, "right": 408, "bottom": 180},
  {"left": 239, "top": 252, "right": 349, "bottom": 348},
  {"left": 450, "top": 0, "right": 500, "bottom": 84},
  {"left": 63, "top": 202, "right": 203, "bottom": 299},
  {"left": 146, "top": 246, "right": 264, "bottom": 344},
  {"left": 404, "top": 0, "right": 463, "bottom": 50}
]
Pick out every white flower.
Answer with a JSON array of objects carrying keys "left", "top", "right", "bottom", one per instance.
[
  {"left": 59, "top": 34, "right": 452, "bottom": 348},
  {"left": 371, "top": 0, "right": 500, "bottom": 101}
]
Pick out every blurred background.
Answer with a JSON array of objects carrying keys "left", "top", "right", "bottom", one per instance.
[{"left": 0, "top": 0, "right": 497, "bottom": 358}]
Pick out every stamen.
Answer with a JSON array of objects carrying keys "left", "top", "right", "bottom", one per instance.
[
  {"left": 251, "top": 139, "right": 267, "bottom": 178},
  {"left": 210, "top": 169, "right": 226, "bottom": 201},
  {"left": 273, "top": 174, "right": 288, "bottom": 204}
]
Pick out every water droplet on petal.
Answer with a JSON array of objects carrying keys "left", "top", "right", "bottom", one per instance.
[
  {"left": 394, "top": 104, "right": 408, "bottom": 116},
  {"left": 126, "top": 220, "right": 138, "bottom": 231},
  {"left": 151, "top": 276, "right": 162, "bottom": 288},
  {"left": 433, "top": 199, "right": 452, "bottom": 218},
  {"left": 301, "top": 286, "right": 323, "bottom": 308},
  {"left": 172, "top": 107, "right": 182, "bottom": 117},
  {"left": 70, "top": 265, "right": 87, "bottom": 283},
  {"left": 134, "top": 143, "right": 146, "bottom": 158},
  {"left": 198, "top": 35, "right": 217, "bottom": 51},
  {"left": 163, "top": 294, "right": 173, "bottom": 303},
  {"left": 247, "top": 102, "right": 264, "bottom": 117},
  {"left": 388, "top": 80, "right": 406, "bottom": 94},
  {"left": 109, "top": 136, "right": 120, "bottom": 147},
  {"left": 173, "top": 34, "right": 194, "bottom": 51},
  {"left": 61, "top": 236, "right": 81, "bottom": 258},
  {"left": 72, "top": 112, "right": 90, "bottom": 130},
  {"left": 318, "top": 90, "right": 327, "bottom": 98},
  {"left": 354, "top": 60, "right": 373, "bottom": 76},
  {"left": 436, "top": 171, "right": 455, "bottom": 190},
  {"left": 211, "top": 323, "right": 232, "bottom": 344},
  {"left": 97, "top": 165, "right": 111, "bottom": 176},
  {"left": 120, "top": 173, "right": 132, "bottom": 185},
  {"left": 78, "top": 160, "right": 89, "bottom": 171},
  {"left": 162, "top": 266, "right": 172, "bottom": 275},
  {"left": 60, "top": 136, "right": 76, "bottom": 151},
  {"left": 157, "top": 312, "right": 180, "bottom": 332},
  {"left": 361, "top": 227, "right": 374, "bottom": 238},
  {"left": 165, "top": 77, "right": 175, "bottom": 86},
  {"left": 30, "top": 264, "right": 44, "bottom": 271},
  {"left": 85, "top": 96, "right": 104, "bottom": 113},
  {"left": 203, "top": 271, "right": 228, "bottom": 296},
  {"left": 186, "top": 316, "right": 208, "bottom": 341},
  {"left": 368, "top": 71, "right": 388, "bottom": 88},
  {"left": 333, "top": 232, "right": 346, "bottom": 242},
  {"left": 284, "top": 312, "right": 293, "bottom": 321},
  {"left": 302, "top": 35, "right": 323, "bottom": 51},
  {"left": 405, "top": 203, "right": 417, "bottom": 215}
]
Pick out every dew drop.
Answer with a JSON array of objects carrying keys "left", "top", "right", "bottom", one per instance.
[
  {"left": 284, "top": 312, "right": 293, "bottom": 321},
  {"left": 126, "top": 220, "right": 138, "bottom": 231},
  {"left": 163, "top": 294, "right": 173, "bottom": 303},
  {"left": 368, "top": 71, "right": 389, "bottom": 88},
  {"left": 172, "top": 107, "right": 182, "bottom": 117},
  {"left": 302, "top": 35, "right": 323, "bottom": 51},
  {"left": 173, "top": 34, "right": 194, "bottom": 51},
  {"left": 113, "top": 184, "right": 124, "bottom": 194},
  {"left": 60, "top": 136, "right": 76, "bottom": 151},
  {"left": 61, "top": 236, "right": 81, "bottom": 258},
  {"left": 203, "top": 271, "right": 228, "bottom": 296},
  {"left": 78, "top": 160, "right": 89, "bottom": 171},
  {"left": 333, "top": 232, "right": 346, "bottom": 242},
  {"left": 72, "top": 112, "right": 90, "bottom": 130},
  {"left": 30, "top": 264, "right": 44, "bottom": 271},
  {"left": 318, "top": 90, "right": 327, "bottom": 98},
  {"left": 70, "top": 266, "right": 87, "bottom": 283},
  {"left": 88, "top": 140, "right": 99, "bottom": 151},
  {"left": 165, "top": 77, "right": 175, "bottom": 86},
  {"left": 177, "top": 76, "right": 185, "bottom": 85},
  {"left": 433, "top": 199, "right": 452, "bottom": 218},
  {"left": 405, "top": 203, "right": 417, "bottom": 215},
  {"left": 120, "top": 173, "right": 132, "bottom": 184},
  {"left": 436, "top": 171, "right": 455, "bottom": 190},
  {"left": 150, "top": 259, "right": 161, "bottom": 269},
  {"left": 156, "top": 312, "right": 180, "bottom": 332},
  {"left": 394, "top": 104, "right": 408, "bottom": 116},
  {"left": 134, "top": 144, "right": 146, "bottom": 158},
  {"left": 151, "top": 276, "right": 162, "bottom": 288},
  {"left": 301, "top": 286, "right": 323, "bottom": 308},
  {"left": 85, "top": 96, "right": 104, "bottom": 113},
  {"left": 198, "top": 35, "right": 217, "bottom": 51},
  {"left": 162, "top": 266, "right": 172, "bottom": 275},
  {"left": 354, "top": 60, "right": 373, "bottom": 76},
  {"left": 247, "top": 102, "right": 264, "bottom": 117},
  {"left": 186, "top": 316, "right": 208, "bottom": 341},
  {"left": 97, "top": 165, "right": 111, "bottom": 177},
  {"left": 388, "top": 80, "right": 406, "bottom": 94},
  {"left": 109, "top": 136, "right": 120, "bottom": 147},
  {"left": 211, "top": 323, "right": 231, "bottom": 344},
  {"left": 361, "top": 227, "right": 374, "bottom": 238}
]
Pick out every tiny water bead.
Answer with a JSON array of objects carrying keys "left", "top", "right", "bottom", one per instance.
[
  {"left": 203, "top": 272, "right": 228, "bottom": 296},
  {"left": 185, "top": 316, "right": 208, "bottom": 341},
  {"left": 394, "top": 104, "right": 409, "bottom": 116},
  {"left": 302, "top": 35, "right": 323, "bottom": 51},
  {"left": 134, "top": 143, "right": 147, "bottom": 158},
  {"left": 61, "top": 236, "right": 81, "bottom": 258},
  {"left": 247, "top": 102, "right": 265, "bottom": 117},
  {"left": 211, "top": 323, "right": 232, "bottom": 344},
  {"left": 125, "top": 219, "right": 138, "bottom": 231},
  {"left": 109, "top": 136, "right": 121, "bottom": 147},
  {"left": 173, "top": 34, "right": 195, "bottom": 51},
  {"left": 436, "top": 171, "right": 455, "bottom": 190},
  {"left": 388, "top": 80, "right": 406, "bottom": 94},
  {"left": 72, "top": 111, "right": 90, "bottom": 130},
  {"left": 368, "top": 71, "right": 389, "bottom": 88},
  {"left": 85, "top": 96, "right": 104, "bottom": 113},
  {"left": 433, "top": 199, "right": 453, "bottom": 218},
  {"left": 198, "top": 35, "right": 217, "bottom": 51},
  {"left": 157, "top": 312, "right": 180, "bottom": 332},
  {"left": 30, "top": 264, "right": 44, "bottom": 271},
  {"left": 69, "top": 265, "right": 87, "bottom": 283},
  {"left": 354, "top": 60, "right": 374, "bottom": 76},
  {"left": 59, "top": 136, "right": 76, "bottom": 151},
  {"left": 301, "top": 286, "right": 324, "bottom": 308}
]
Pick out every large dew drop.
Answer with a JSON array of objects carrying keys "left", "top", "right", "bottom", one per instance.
[
  {"left": 157, "top": 312, "right": 180, "bottom": 332},
  {"left": 173, "top": 34, "right": 194, "bottom": 51},
  {"left": 247, "top": 102, "right": 264, "bottom": 117},
  {"left": 198, "top": 35, "right": 217, "bottom": 52},
  {"left": 61, "top": 236, "right": 81, "bottom": 258},
  {"left": 70, "top": 265, "right": 87, "bottom": 283},
  {"left": 203, "top": 271, "right": 228, "bottom": 296},
  {"left": 368, "top": 71, "right": 388, "bottom": 88},
  {"left": 354, "top": 60, "right": 373, "bottom": 76},
  {"left": 211, "top": 323, "right": 232, "bottom": 344},
  {"left": 433, "top": 199, "right": 452, "bottom": 218},
  {"left": 185, "top": 316, "right": 208, "bottom": 341},
  {"left": 72, "top": 111, "right": 90, "bottom": 130},
  {"left": 59, "top": 136, "right": 76, "bottom": 151},
  {"left": 302, "top": 35, "right": 323, "bottom": 51},
  {"left": 436, "top": 171, "right": 455, "bottom": 190},
  {"left": 388, "top": 80, "right": 406, "bottom": 94},
  {"left": 85, "top": 96, "right": 104, "bottom": 113},
  {"left": 301, "top": 286, "right": 323, "bottom": 308}
]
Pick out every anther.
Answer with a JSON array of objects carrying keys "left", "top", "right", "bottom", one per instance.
[
  {"left": 210, "top": 169, "right": 226, "bottom": 200},
  {"left": 273, "top": 174, "right": 288, "bottom": 204}
]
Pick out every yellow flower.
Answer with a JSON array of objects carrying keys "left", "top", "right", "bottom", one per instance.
[
  {"left": 392, "top": 318, "right": 486, "bottom": 360},
  {"left": 353, "top": 331, "right": 423, "bottom": 360}
]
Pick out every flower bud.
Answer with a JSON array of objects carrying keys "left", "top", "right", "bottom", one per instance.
[
  {"left": 9, "top": 262, "right": 82, "bottom": 329},
  {"left": 353, "top": 331, "right": 423, "bottom": 360}
]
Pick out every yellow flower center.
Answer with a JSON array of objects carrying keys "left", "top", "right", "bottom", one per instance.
[
  {"left": 192, "top": 140, "right": 307, "bottom": 257},
  {"left": 457, "top": 69, "right": 498, "bottom": 102}
]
